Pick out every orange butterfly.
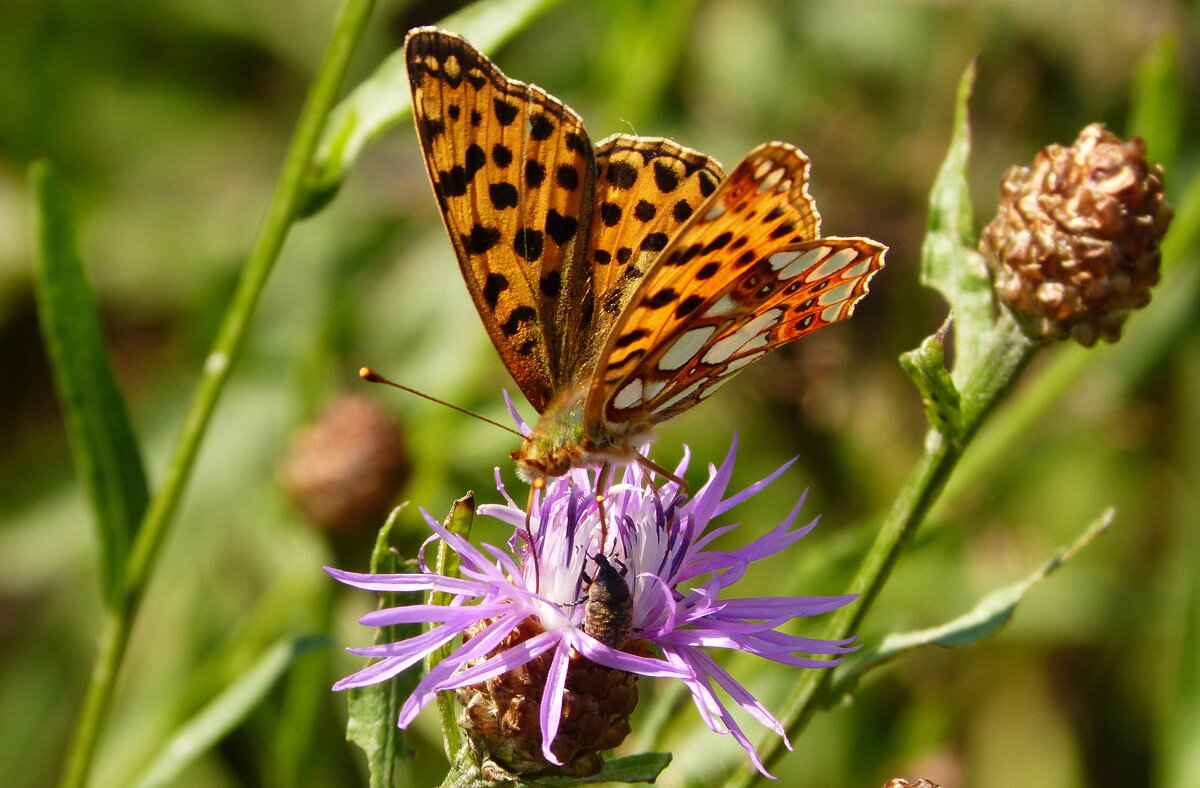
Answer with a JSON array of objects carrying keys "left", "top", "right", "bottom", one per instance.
[{"left": 405, "top": 28, "right": 885, "bottom": 486}]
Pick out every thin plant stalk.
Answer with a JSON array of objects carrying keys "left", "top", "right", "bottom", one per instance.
[
  {"left": 726, "top": 325, "right": 1038, "bottom": 788},
  {"left": 59, "top": 0, "right": 377, "bottom": 784}
]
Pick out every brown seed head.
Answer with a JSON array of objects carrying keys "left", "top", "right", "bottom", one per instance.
[
  {"left": 456, "top": 615, "right": 646, "bottom": 778},
  {"left": 980, "top": 123, "right": 1172, "bottom": 346},
  {"left": 279, "top": 395, "right": 409, "bottom": 532}
]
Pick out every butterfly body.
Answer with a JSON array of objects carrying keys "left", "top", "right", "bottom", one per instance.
[
  {"left": 511, "top": 387, "right": 653, "bottom": 481},
  {"left": 405, "top": 28, "right": 886, "bottom": 482}
]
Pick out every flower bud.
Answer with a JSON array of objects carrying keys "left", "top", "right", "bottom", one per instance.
[
  {"left": 980, "top": 123, "right": 1171, "bottom": 346},
  {"left": 279, "top": 395, "right": 409, "bottom": 533}
]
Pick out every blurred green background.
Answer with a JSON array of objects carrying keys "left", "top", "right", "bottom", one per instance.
[{"left": 2, "top": 0, "right": 1197, "bottom": 785}]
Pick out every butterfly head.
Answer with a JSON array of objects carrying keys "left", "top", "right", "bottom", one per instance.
[{"left": 511, "top": 443, "right": 577, "bottom": 482}]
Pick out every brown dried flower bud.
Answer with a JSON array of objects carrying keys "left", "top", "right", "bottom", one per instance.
[
  {"left": 457, "top": 617, "right": 645, "bottom": 778},
  {"left": 279, "top": 395, "right": 409, "bottom": 533},
  {"left": 980, "top": 123, "right": 1172, "bottom": 346}
]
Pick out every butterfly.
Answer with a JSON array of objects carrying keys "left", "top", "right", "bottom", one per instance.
[{"left": 405, "top": 27, "right": 886, "bottom": 486}]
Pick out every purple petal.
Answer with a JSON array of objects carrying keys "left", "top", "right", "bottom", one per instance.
[
  {"left": 713, "top": 459, "right": 799, "bottom": 519},
  {"left": 503, "top": 389, "right": 532, "bottom": 435},
  {"left": 323, "top": 566, "right": 481, "bottom": 596},
  {"left": 359, "top": 600, "right": 514, "bottom": 627},
  {"left": 539, "top": 642, "right": 572, "bottom": 765},
  {"left": 397, "top": 613, "right": 525, "bottom": 726},
  {"left": 569, "top": 632, "right": 690, "bottom": 678}
]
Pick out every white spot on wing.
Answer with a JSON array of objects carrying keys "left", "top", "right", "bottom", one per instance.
[
  {"left": 752, "top": 158, "right": 773, "bottom": 179},
  {"left": 805, "top": 248, "right": 858, "bottom": 282},
  {"left": 703, "top": 293, "right": 736, "bottom": 318},
  {"left": 699, "top": 377, "right": 729, "bottom": 399},
  {"left": 767, "top": 250, "right": 796, "bottom": 270},
  {"left": 756, "top": 166, "right": 783, "bottom": 193},
  {"left": 822, "top": 302, "right": 848, "bottom": 323},
  {"left": 701, "top": 309, "right": 782, "bottom": 365},
  {"left": 725, "top": 352, "right": 762, "bottom": 373},
  {"left": 844, "top": 257, "right": 874, "bottom": 279},
  {"left": 613, "top": 379, "right": 644, "bottom": 410},
  {"left": 643, "top": 379, "right": 667, "bottom": 401},
  {"left": 778, "top": 248, "right": 825, "bottom": 279},
  {"left": 701, "top": 202, "right": 727, "bottom": 222},
  {"left": 652, "top": 382, "right": 701, "bottom": 415},
  {"left": 658, "top": 326, "right": 715, "bottom": 371},
  {"left": 818, "top": 279, "right": 856, "bottom": 306}
]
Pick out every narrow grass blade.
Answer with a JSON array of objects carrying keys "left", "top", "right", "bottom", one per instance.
[
  {"left": 30, "top": 160, "right": 149, "bottom": 607},
  {"left": 129, "top": 637, "right": 323, "bottom": 788},
  {"left": 302, "top": 0, "right": 562, "bottom": 214}
]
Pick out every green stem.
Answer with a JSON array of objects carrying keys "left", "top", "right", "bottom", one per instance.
[
  {"left": 58, "top": 1, "right": 376, "bottom": 784},
  {"left": 438, "top": 748, "right": 490, "bottom": 788},
  {"left": 725, "top": 318, "right": 1038, "bottom": 788}
]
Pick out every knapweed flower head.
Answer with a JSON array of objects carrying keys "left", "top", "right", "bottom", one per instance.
[
  {"left": 980, "top": 123, "right": 1171, "bottom": 347},
  {"left": 327, "top": 436, "right": 857, "bottom": 778}
]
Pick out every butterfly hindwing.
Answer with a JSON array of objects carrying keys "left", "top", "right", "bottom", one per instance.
[
  {"left": 587, "top": 143, "right": 886, "bottom": 428},
  {"left": 405, "top": 28, "right": 596, "bottom": 411}
]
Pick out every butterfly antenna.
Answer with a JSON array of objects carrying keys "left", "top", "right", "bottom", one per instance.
[{"left": 359, "top": 367, "right": 524, "bottom": 437}]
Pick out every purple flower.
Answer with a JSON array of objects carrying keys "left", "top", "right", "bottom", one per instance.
[{"left": 327, "top": 436, "right": 857, "bottom": 777}]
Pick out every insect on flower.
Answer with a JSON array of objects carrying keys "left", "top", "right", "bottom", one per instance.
[
  {"left": 327, "top": 436, "right": 858, "bottom": 778},
  {"left": 403, "top": 27, "right": 886, "bottom": 490}
]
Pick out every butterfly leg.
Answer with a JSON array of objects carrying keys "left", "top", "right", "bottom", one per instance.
[
  {"left": 525, "top": 478, "right": 545, "bottom": 592},
  {"left": 632, "top": 454, "right": 689, "bottom": 499},
  {"left": 594, "top": 463, "right": 612, "bottom": 553}
]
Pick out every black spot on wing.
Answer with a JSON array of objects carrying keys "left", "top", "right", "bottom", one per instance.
[
  {"left": 675, "top": 294, "right": 704, "bottom": 318},
  {"left": 513, "top": 228, "right": 544, "bottom": 262},
  {"left": 540, "top": 269, "right": 562, "bottom": 298},
  {"left": 556, "top": 164, "right": 580, "bottom": 190},
  {"left": 642, "top": 288, "right": 677, "bottom": 309},
  {"left": 653, "top": 161, "right": 680, "bottom": 192},
  {"left": 545, "top": 210, "right": 578, "bottom": 245},
  {"left": 463, "top": 225, "right": 501, "bottom": 255},
  {"left": 639, "top": 233, "right": 668, "bottom": 252},
  {"left": 529, "top": 114, "right": 555, "bottom": 140},
  {"left": 482, "top": 273, "right": 508, "bottom": 309},
  {"left": 493, "top": 98, "right": 519, "bottom": 126},
  {"left": 614, "top": 328, "right": 648, "bottom": 349},
  {"left": 501, "top": 305, "right": 537, "bottom": 336},
  {"left": 525, "top": 160, "right": 546, "bottom": 188},
  {"left": 599, "top": 202, "right": 622, "bottom": 227},
  {"left": 606, "top": 162, "right": 638, "bottom": 189},
  {"left": 488, "top": 182, "right": 518, "bottom": 210}
]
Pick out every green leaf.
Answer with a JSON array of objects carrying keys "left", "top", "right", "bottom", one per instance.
[
  {"left": 1129, "top": 32, "right": 1181, "bottom": 165},
  {"left": 429, "top": 494, "right": 475, "bottom": 761},
  {"left": 898, "top": 315, "right": 962, "bottom": 441},
  {"left": 830, "top": 508, "right": 1114, "bottom": 697},
  {"left": 535, "top": 753, "right": 673, "bottom": 785},
  {"left": 918, "top": 59, "right": 996, "bottom": 384},
  {"left": 130, "top": 636, "right": 323, "bottom": 788},
  {"left": 347, "top": 506, "right": 421, "bottom": 787},
  {"left": 30, "top": 160, "right": 150, "bottom": 607},
  {"left": 301, "top": 0, "right": 562, "bottom": 215}
]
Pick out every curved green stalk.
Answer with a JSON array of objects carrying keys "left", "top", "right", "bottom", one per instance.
[{"left": 58, "top": 0, "right": 376, "bottom": 783}]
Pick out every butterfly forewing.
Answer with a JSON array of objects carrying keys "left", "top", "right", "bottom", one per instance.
[
  {"left": 571, "top": 136, "right": 726, "bottom": 372},
  {"left": 405, "top": 28, "right": 595, "bottom": 411},
  {"left": 587, "top": 143, "right": 886, "bottom": 428}
]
